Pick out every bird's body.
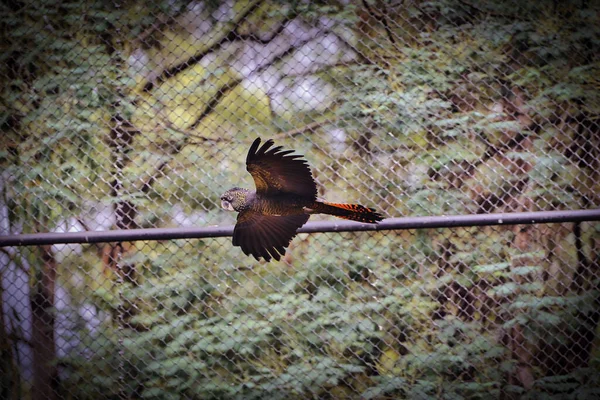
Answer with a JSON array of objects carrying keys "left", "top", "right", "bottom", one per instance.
[
  {"left": 221, "top": 138, "right": 383, "bottom": 261},
  {"left": 249, "top": 193, "right": 311, "bottom": 216},
  {"left": 221, "top": 189, "right": 307, "bottom": 215}
]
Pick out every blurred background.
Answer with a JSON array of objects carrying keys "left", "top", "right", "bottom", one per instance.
[{"left": 1, "top": 0, "right": 599, "bottom": 398}]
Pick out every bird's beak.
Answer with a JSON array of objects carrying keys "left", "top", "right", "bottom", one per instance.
[{"left": 221, "top": 200, "right": 234, "bottom": 211}]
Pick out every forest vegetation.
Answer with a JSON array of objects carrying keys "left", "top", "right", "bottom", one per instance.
[{"left": 1, "top": 0, "right": 599, "bottom": 399}]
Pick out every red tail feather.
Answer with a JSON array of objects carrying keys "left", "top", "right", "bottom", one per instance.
[{"left": 312, "top": 201, "right": 383, "bottom": 223}]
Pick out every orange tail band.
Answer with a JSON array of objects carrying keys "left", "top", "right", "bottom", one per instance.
[{"left": 312, "top": 201, "right": 383, "bottom": 224}]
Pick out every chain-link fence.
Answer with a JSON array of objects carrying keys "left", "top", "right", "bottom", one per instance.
[{"left": 2, "top": 0, "right": 600, "bottom": 399}]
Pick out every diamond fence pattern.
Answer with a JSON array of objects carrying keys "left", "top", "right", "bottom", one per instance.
[{"left": 1, "top": 0, "right": 600, "bottom": 399}]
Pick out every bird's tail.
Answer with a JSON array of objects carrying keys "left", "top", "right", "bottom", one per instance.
[{"left": 311, "top": 201, "right": 383, "bottom": 224}]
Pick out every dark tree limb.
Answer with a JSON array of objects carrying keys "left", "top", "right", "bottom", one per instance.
[
  {"left": 139, "top": 24, "right": 331, "bottom": 195},
  {"left": 142, "top": 0, "right": 264, "bottom": 92},
  {"left": 361, "top": 0, "right": 397, "bottom": 45},
  {"left": 31, "top": 245, "right": 58, "bottom": 400},
  {"left": 188, "top": 26, "right": 329, "bottom": 130}
]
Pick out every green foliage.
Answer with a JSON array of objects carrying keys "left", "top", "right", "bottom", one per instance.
[
  {"left": 61, "top": 224, "right": 600, "bottom": 399},
  {"left": 3, "top": 0, "right": 600, "bottom": 399},
  {"left": 336, "top": 0, "right": 600, "bottom": 216}
]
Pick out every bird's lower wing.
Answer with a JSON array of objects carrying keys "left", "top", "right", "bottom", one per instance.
[{"left": 233, "top": 211, "right": 309, "bottom": 262}]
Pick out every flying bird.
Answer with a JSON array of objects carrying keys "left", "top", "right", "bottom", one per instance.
[{"left": 221, "top": 138, "right": 383, "bottom": 261}]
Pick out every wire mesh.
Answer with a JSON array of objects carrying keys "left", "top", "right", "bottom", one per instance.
[{"left": 1, "top": 0, "right": 600, "bottom": 399}]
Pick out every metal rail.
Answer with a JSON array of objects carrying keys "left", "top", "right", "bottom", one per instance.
[{"left": 1, "top": 209, "right": 599, "bottom": 247}]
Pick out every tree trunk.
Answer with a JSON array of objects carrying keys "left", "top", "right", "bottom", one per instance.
[{"left": 31, "top": 245, "right": 57, "bottom": 400}]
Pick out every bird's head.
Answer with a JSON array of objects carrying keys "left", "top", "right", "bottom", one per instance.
[{"left": 220, "top": 187, "right": 251, "bottom": 212}]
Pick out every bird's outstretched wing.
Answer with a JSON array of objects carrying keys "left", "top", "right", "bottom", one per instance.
[
  {"left": 246, "top": 138, "right": 317, "bottom": 198},
  {"left": 233, "top": 210, "right": 309, "bottom": 261}
]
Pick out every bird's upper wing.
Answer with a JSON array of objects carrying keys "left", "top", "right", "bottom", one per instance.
[
  {"left": 233, "top": 210, "right": 309, "bottom": 262},
  {"left": 246, "top": 138, "right": 317, "bottom": 198}
]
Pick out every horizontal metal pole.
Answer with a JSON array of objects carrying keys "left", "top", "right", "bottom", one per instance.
[{"left": 1, "top": 209, "right": 599, "bottom": 247}]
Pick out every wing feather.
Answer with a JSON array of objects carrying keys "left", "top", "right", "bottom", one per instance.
[
  {"left": 233, "top": 210, "right": 309, "bottom": 261},
  {"left": 246, "top": 138, "right": 317, "bottom": 198}
]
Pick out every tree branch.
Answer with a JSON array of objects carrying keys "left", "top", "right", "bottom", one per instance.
[
  {"left": 140, "top": 16, "right": 330, "bottom": 195},
  {"left": 362, "top": 0, "right": 397, "bottom": 46},
  {"left": 142, "top": 0, "right": 264, "bottom": 92}
]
